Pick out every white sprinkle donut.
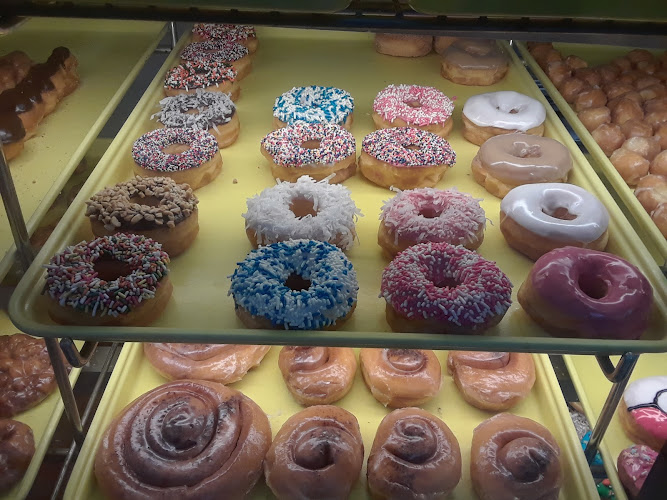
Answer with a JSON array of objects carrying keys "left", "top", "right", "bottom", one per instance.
[
  {"left": 243, "top": 176, "right": 362, "bottom": 250},
  {"left": 273, "top": 86, "right": 354, "bottom": 130},
  {"left": 180, "top": 40, "right": 252, "bottom": 80},
  {"left": 500, "top": 183, "right": 610, "bottom": 260},
  {"left": 191, "top": 24, "right": 258, "bottom": 53},
  {"left": 462, "top": 91, "right": 546, "bottom": 146}
]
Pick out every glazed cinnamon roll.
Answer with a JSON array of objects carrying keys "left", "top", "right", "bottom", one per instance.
[
  {"left": 360, "top": 348, "right": 442, "bottom": 408},
  {"left": 471, "top": 413, "right": 562, "bottom": 500},
  {"left": 278, "top": 346, "right": 357, "bottom": 405},
  {"left": 143, "top": 343, "right": 270, "bottom": 384},
  {"left": 367, "top": 408, "right": 462, "bottom": 499},
  {"left": 94, "top": 380, "right": 271, "bottom": 499},
  {"left": 447, "top": 351, "right": 536, "bottom": 411},
  {"left": 264, "top": 405, "right": 364, "bottom": 500},
  {"left": 0, "top": 419, "right": 34, "bottom": 493}
]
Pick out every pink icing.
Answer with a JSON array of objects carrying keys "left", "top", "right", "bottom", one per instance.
[
  {"left": 617, "top": 445, "right": 657, "bottom": 498},
  {"left": 630, "top": 407, "right": 667, "bottom": 441},
  {"left": 373, "top": 85, "right": 455, "bottom": 126}
]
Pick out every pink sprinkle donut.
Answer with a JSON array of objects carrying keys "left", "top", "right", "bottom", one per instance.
[
  {"left": 617, "top": 445, "right": 657, "bottom": 499},
  {"left": 381, "top": 242, "right": 513, "bottom": 334},
  {"left": 163, "top": 60, "right": 238, "bottom": 99},
  {"left": 180, "top": 41, "right": 252, "bottom": 80},
  {"left": 379, "top": 187, "right": 486, "bottom": 256}
]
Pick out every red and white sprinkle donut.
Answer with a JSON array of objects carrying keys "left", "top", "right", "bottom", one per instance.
[
  {"left": 379, "top": 187, "right": 486, "bottom": 257},
  {"left": 132, "top": 128, "right": 222, "bottom": 190},
  {"left": 180, "top": 41, "right": 252, "bottom": 80},
  {"left": 359, "top": 127, "right": 457, "bottom": 189},
  {"left": 261, "top": 122, "right": 357, "bottom": 184},
  {"left": 373, "top": 84, "right": 455, "bottom": 138},
  {"left": 381, "top": 242, "right": 513, "bottom": 334},
  {"left": 191, "top": 24, "right": 258, "bottom": 53},
  {"left": 163, "top": 60, "right": 239, "bottom": 100}
]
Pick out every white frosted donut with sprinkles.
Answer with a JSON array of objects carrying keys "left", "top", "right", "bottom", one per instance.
[
  {"left": 44, "top": 233, "right": 172, "bottom": 326},
  {"left": 372, "top": 84, "right": 455, "bottom": 138},
  {"left": 359, "top": 127, "right": 457, "bottom": 190},
  {"left": 243, "top": 175, "right": 362, "bottom": 250},
  {"left": 191, "top": 24, "right": 258, "bottom": 53},
  {"left": 261, "top": 122, "right": 357, "bottom": 183},
  {"left": 132, "top": 128, "right": 222, "bottom": 190},
  {"left": 163, "top": 60, "right": 239, "bottom": 100},
  {"left": 381, "top": 242, "right": 513, "bottom": 334},
  {"left": 229, "top": 239, "right": 358, "bottom": 330},
  {"left": 180, "top": 41, "right": 252, "bottom": 80},
  {"left": 379, "top": 187, "right": 486, "bottom": 256},
  {"left": 273, "top": 86, "right": 354, "bottom": 130}
]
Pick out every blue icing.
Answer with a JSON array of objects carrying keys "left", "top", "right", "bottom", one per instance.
[{"left": 273, "top": 86, "right": 354, "bottom": 126}]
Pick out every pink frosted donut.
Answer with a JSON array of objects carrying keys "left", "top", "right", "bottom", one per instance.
[
  {"left": 617, "top": 445, "right": 658, "bottom": 499},
  {"left": 378, "top": 187, "right": 486, "bottom": 256},
  {"left": 619, "top": 376, "right": 667, "bottom": 451},
  {"left": 381, "top": 242, "right": 513, "bottom": 334}
]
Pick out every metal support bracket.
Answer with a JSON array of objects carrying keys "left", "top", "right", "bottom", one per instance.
[{"left": 60, "top": 338, "right": 99, "bottom": 368}]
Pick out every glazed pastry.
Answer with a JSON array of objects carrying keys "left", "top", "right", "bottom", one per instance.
[
  {"left": 264, "top": 405, "right": 364, "bottom": 500},
  {"left": 143, "top": 343, "right": 270, "bottom": 384},
  {"left": 367, "top": 407, "right": 461, "bottom": 499},
  {"left": 441, "top": 38, "right": 509, "bottom": 86},
  {"left": 360, "top": 348, "right": 442, "bottom": 408},
  {"left": 618, "top": 376, "right": 667, "bottom": 451},
  {"left": 471, "top": 413, "right": 562, "bottom": 500},
  {"left": 447, "top": 351, "right": 535, "bottom": 411},
  {"left": 617, "top": 444, "right": 658, "bottom": 499},
  {"left": 94, "top": 380, "right": 271, "bottom": 499},
  {"left": 375, "top": 34, "right": 433, "bottom": 57},
  {"left": 0, "top": 419, "right": 34, "bottom": 493},
  {"left": 635, "top": 174, "right": 667, "bottom": 238}
]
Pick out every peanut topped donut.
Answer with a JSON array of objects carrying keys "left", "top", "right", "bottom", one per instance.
[
  {"left": 191, "top": 24, "right": 258, "bottom": 53},
  {"left": 180, "top": 41, "right": 252, "bottom": 80},
  {"left": 372, "top": 84, "right": 455, "bottom": 138},
  {"left": 272, "top": 85, "right": 354, "bottom": 129},
  {"left": 163, "top": 60, "right": 238, "bottom": 100},
  {"left": 441, "top": 38, "right": 509, "bottom": 86}
]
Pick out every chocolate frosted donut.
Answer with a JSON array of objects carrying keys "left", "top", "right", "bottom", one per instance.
[{"left": 0, "top": 419, "right": 34, "bottom": 493}]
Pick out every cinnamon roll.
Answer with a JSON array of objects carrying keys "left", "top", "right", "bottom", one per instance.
[
  {"left": 360, "top": 348, "right": 442, "bottom": 408},
  {"left": 367, "top": 408, "right": 462, "bottom": 499},
  {"left": 94, "top": 380, "right": 271, "bottom": 499},
  {"left": 447, "top": 351, "right": 536, "bottom": 411},
  {"left": 278, "top": 346, "right": 357, "bottom": 406},
  {"left": 471, "top": 413, "right": 562, "bottom": 500},
  {"left": 0, "top": 419, "right": 34, "bottom": 493},
  {"left": 143, "top": 343, "right": 270, "bottom": 384},
  {"left": 264, "top": 405, "right": 364, "bottom": 500}
]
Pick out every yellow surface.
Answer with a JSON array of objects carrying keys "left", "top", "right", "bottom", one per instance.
[
  {"left": 517, "top": 42, "right": 667, "bottom": 265},
  {"left": 0, "top": 309, "right": 81, "bottom": 500},
  {"left": 564, "top": 353, "right": 667, "bottom": 500},
  {"left": 65, "top": 343, "right": 597, "bottom": 499},
  {"left": 0, "top": 18, "right": 167, "bottom": 281},
  {"left": 8, "top": 29, "right": 667, "bottom": 353}
]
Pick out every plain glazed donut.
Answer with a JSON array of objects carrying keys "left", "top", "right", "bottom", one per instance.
[
  {"left": 272, "top": 85, "right": 354, "bottom": 129},
  {"left": 471, "top": 134, "right": 572, "bottom": 198},
  {"left": 617, "top": 376, "right": 667, "bottom": 451},
  {"left": 44, "top": 233, "right": 172, "bottom": 326},
  {"left": 143, "top": 343, "right": 270, "bottom": 384},
  {"left": 577, "top": 106, "right": 611, "bottom": 132},
  {"left": 618, "top": 445, "right": 658, "bottom": 500},
  {"left": 462, "top": 91, "right": 546, "bottom": 146},
  {"left": 163, "top": 60, "right": 239, "bottom": 100},
  {"left": 191, "top": 24, "right": 258, "bottom": 53},
  {"left": 381, "top": 242, "right": 513, "bottom": 334},
  {"left": 243, "top": 175, "right": 361, "bottom": 250},
  {"left": 634, "top": 174, "right": 667, "bottom": 237},
  {"left": 378, "top": 187, "right": 486, "bottom": 256},
  {"left": 609, "top": 148, "right": 650, "bottom": 185},
  {"left": 374, "top": 33, "right": 433, "bottom": 57},
  {"left": 132, "top": 128, "right": 222, "bottom": 190},
  {"left": 0, "top": 419, "right": 34, "bottom": 493},
  {"left": 367, "top": 408, "right": 462, "bottom": 499},
  {"left": 229, "top": 239, "right": 358, "bottom": 330},
  {"left": 359, "top": 127, "right": 456, "bottom": 189},
  {"left": 440, "top": 39, "right": 509, "bottom": 86},
  {"left": 500, "top": 183, "right": 610, "bottom": 260},
  {"left": 447, "top": 351, "right": 536, "bottom": 411},
  {"left": 260, "top": 122, "right": 357, "bottom": 183},
  {"left": 372, "top": 84, "right": 455, "bottom": 138},
  {"left": 278, "top": 346, "right": 357, "bottom": 405},
  {"left": 518, "top": 246, "right": 653, "bottom": 340},
  {"left": 591, "top": 123, "right": 625, "bottom": 156},
  {"left": 180, "top": 40, "right": 251, "bottom": 80},
  {"left": 434, "top": 36, "right": 458, "bottom": 54},
  {"left": 360, "top": 348, "right": 442, "bottom": 408}
]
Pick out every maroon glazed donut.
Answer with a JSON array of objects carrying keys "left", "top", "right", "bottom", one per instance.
[{"left": 518, "top": 247, "right": 653, "bottom": 340}]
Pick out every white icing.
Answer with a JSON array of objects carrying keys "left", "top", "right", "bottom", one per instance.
[
  {"left": 624, "top": 376, "right": 667, "bottom": 408},
  {"left": 501, "top": 183, "right": 609, "bottom": 243},
  {"left": 462, "top": 91, "right": 546, "bottom": 131}
]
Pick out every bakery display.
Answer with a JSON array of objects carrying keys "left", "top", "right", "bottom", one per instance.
[
  {"left": 374, "top": 33, "right": 433, "bottom": 57},
  {"left": 367, "top": 407, "right": 462, "bottom": 499},
  {"left": 618, "top": 376, "right": 667, "bottom": 451},
  {"left": 264, "top": 405, "right": 364, "bottom": 499},
  {"left": 163, "top": 60, "right": 239, "bottom": 100},
  {"left": 272, "top": 85, "right": 354, "bottom": 129},
  {"left": 617, "top": 444, "right": 658, "bottom": 499},
  {"left": 440, "top": 38, "right": 509, "bottom": 86},
  {"left": 191, "top": 24, "right": 258, "bottom": 53},
  {"left": 180, "top": 40, "right": 252, "bottom": 80},
  {"left": 0, "top": 419, "right": 34, "bottom": 493},
  {"left": 360, "top": 348, "right": 442, "bottom": 408}
]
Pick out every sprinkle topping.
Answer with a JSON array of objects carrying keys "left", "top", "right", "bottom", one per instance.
[
  {"left": 261, "top": 122, "right": 356, "bottom": 167},
  {"left": 374, "top": 84, "right": 455, "bottom": 126},
  {"left": 164, "top": 60, "right": 236, "bottom": 91},
  {"left": 273, "top": 86, "right": 354, "bottom": 126},
  {"left": 132, "top": 128, "right": 219, "bottom": 172},
  {"left": 44, "top": 233, "right": 169, "bottom": 317},
  {"left": 192, "top": 24, "right": 256, "bottom": 42},
  {"left": 381, "top": 242, "right": 512, "bottom": 329},
  {"left": 152, "top": 88, "right": 236, "bottom": 130},
  {"left": 181, "top": 40, "right": 249, "bottom": 64},
  {"left": 229, "top": 239, "right": 358, "bottom": 330},
  {"left": 362, "top": 127, "right": 457, "bottom": 167}
]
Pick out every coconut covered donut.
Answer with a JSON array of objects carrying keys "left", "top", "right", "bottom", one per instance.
[
  {"left": 180, "top": 40, "right": 252, "bottom": 80},
  {"left": 243, "top": 175, "right": 361, "bottom": 250},
  {"left": 272, "top": 85, "right": 354, "bottom": 129},
  {"left": 163, "top": 60, "right": 239, "bottom": 100}
]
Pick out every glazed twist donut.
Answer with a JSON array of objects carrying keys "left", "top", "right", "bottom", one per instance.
[
  {"left": 94, "top": 380, "right": 271, "bottom": 499},
  {"left": 0, "top": 419, "right": 34, "bottom": 493},
  {"left": 367, "top": 408, "right": 462, "bottom": 499}
]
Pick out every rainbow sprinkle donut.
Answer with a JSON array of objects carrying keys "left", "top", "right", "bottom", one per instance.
[
  {"left": 181, "top": 40, "right": 249, "bottom": 64},
  {"left": 373, "top": 84, "right": 455, "bottom": 128},
  {"left": 192, "top": 24, "right": 256, "bottom": 44},
  {"left": 229, "top": 239, "right": 358, "bottom": 330},
  {"left": 273, "top": 86, "right": 354, "bottom": 129},
  {"left": 164, "top": 60, "right": 237, "bottom": 97},
  {"left": 362, "top": 128, "right": 456, "bottom": 167},
  {"left": 132, "top": 128, "right": 219, "bottom": 173}
]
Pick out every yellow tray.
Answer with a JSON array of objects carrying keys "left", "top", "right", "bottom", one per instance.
[
  {"left": 564, "top": 353, "right": 667, "bottom": 500},
  {"left": 516, "top": 42, "right": 667, "bottom": 265},
  {"left": 8, "top": 29, "right": 667, "bottom": 354},
  {"left": 0, "top": 18, "right": 167, "bottom": 282},
  {"left": 0, "top": 309, "right": 81, "bottom": 500},
  {"left": 64, "top": 343, "right": 597, "bottom": 499}
]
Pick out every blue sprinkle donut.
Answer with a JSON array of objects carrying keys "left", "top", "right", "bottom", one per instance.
[
  {"left": 273, "top": 86, "right": 354, "bottom": 129},
  {"left": 229, "top": 239, "right": 358, "bottom": 330}
]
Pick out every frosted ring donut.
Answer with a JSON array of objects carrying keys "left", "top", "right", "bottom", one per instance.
[
  {"left": 618, "top": 376, "right": 667, "bottom": 451},
  {"left": 462, "top": 91, "right": 546, "bottom": 145},
  {"left": 180, "top": 41, "right": 252, "bottom": 80},
  {"left": 272, "top": 85, "right": 354, "bottom": 129},
  {"left": 191, "top": 24, "right": 258, "bottom": 53},
  {"left": 163, "top": 60, "right": 239, "bottom": 100}
]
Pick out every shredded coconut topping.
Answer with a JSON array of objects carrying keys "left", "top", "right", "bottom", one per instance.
[
  {"left": 152, "top": 88, "right": 236, "bottom": 130},
  {"left": 192, "top": 24, "right": 256, "bottom": 42},
  {"left": 374, "top": 84, "right": 455, "bottom": 126},
  {"left": 132, "top": 128, "right": 219, "bottom": 172},
  {"left": 273, "top": 86, "right": 354, "bottom": 126},
  {"left": 362, "top": 127, "right": 457, "bottom": 167},
  {"left": 229, "top": 239, "right": 358, "bottom": 330},
  {"left": 164, "top": 60, "right": 236, "bottom": 91},
  {"left": 181, "top": 40, "right": 249, "bottom": 64}
]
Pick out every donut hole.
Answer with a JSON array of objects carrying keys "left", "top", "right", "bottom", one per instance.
[
  {"left": 497, "top": 106, "right": 520, "bottom": 114},
  {"left": 285, "top": 273, "right": 311, "bottom": 291},
  {"left": 404, "top": 100, "right": 422, "bottom": 108},
  {"left": 93, "top": 255, "right": 135, "bottom": 282},
  {"left": 130, "top": 195, "right": 162, "bottom": 208},
  {"left": 301, "top": 139, "right": 321, "bottom": 150},
  {"left": 433, "top": 276, "right": 461, "bottom": 289},
  {"left": 578, "top": 272, "right": 608, "bottom": 300},
  {"left": 510, "top": 143, "right": 542, "bottom": 159},
  {"left": 289, "top": 198, "right": 317, "bottom": 218},
  {"left": 418, "top": 206, "right": 443, "bottom": 219},
  {"left": 405, "top": 144, "right": 421, "bottom": 151},
  {"left": 543, "top": 206, "right": 577, "bottom": 221},
  {"left": 163, "top": 143, "right": 190, "bottom": 155}
]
